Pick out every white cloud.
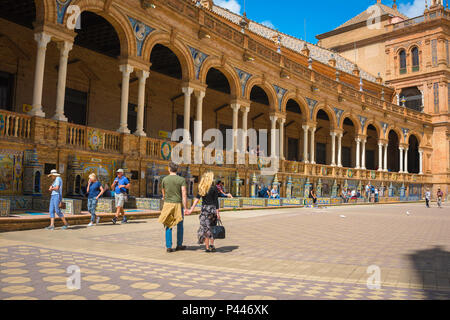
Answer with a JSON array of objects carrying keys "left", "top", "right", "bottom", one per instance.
[
  {"left": 398, "top": 0, "right": 426, "bottom": 18},
  {"left": 214, "top": 0, "right": 241, "bottom": 14},
  {"left": 261, "top": 20, "right": 276, "bottom": 29}
]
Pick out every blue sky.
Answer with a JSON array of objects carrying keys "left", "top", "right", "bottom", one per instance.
[{"left": 214, "top": 0, "right": 427, "bottom": 44}]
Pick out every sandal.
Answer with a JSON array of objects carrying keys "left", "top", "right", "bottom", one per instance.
[
  {"left": 205, "top": 248, "right": 212, "bottom": 253},
  {"left": 210, "top": 245, "right": 216, "bottom": 252}
]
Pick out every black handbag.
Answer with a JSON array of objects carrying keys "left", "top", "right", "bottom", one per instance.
[{"left": 212, "top": 219, "right": 226, "bottom": 239}]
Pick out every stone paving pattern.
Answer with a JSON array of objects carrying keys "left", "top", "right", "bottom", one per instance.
[{"left": 0, "top": 203, "right": 449, "bottom": 300}]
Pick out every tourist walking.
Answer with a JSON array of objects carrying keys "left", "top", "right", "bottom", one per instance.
[
  {"left": 186, "top": 172, "right": 221, "bottom": 253},
  {"left": 425, "top": 188, "right": 431, "bottom": 208},
  {"left": 374, "top": 188, "right": 379, "bottom": 203},
  {"left": 158, "top": 162, "right": 188, "bottom": 253},
  {"left": 46, "top": 169, "right": 69, "bottom": 230},
  {"left": 86, "top": 173, "right": 105, "bottom": 227},
  {"left": 437, "top": 188, "right": 444, "bottom": 208},
  {"left": 111, "top": 169, "right": 131, "bottom": 224}
]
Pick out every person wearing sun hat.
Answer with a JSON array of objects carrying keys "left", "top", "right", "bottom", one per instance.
[{"left": 46, "top": 169, "right": 69, "bottom": 230}]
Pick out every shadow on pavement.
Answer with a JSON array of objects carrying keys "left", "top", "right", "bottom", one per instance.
[
  {"left": 408, "top": 245, "right": 450, "bottom": 299},
  {"left": 186, "top": 245, "right": 239, "bottom": 253}
]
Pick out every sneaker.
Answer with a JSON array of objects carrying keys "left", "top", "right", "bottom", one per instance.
[
  {"left": 112, "top": 217, "right": 117, "bottom": 225},
  {"left": 61, "top": 225, "right": 69, "bottom": 230},
  {"left": 96, "top": 216, "right": 101, "bottom": 225},
  {"left": 210, "top": 245, "right": 216, "bottom": 252},
  {"left": 205, "top": 248, "right": 212, "bottom": 253},
  {"left": 87, "top": 222, "right": 94, "bottom": 227},
  {"left": 45, "top": 226, "right": 54, "bottom": 230},
  {"left": 121, "top": 216, "right": 128, "bottom": 224},
  {"left": 166, "top": 248, "right": 175, "bottom": 253},
  {"left": 175, "top": 245, "right": 187, "bottom": 251}
]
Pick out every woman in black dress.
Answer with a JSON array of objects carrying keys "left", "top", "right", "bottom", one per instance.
[{"left": 186, "top": 172, "right": 220, "bottom": 252}]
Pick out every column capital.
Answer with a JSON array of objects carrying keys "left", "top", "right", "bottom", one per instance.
[
  {"left": 194, "top": 89, "right": 206, "bottom": 99},
  {"left": 119, "top": 56, "right": 151, "bottom": 72},
  {"left": 418, "top": 148, "right": 424, "bottom": 154},
  {"left": 302, "top": 124, "right": 309, "bottom": 131},
  {"left": 231, "top": 98, "right": 251, "bottom": 108},
  {"left": 269, "top": 115, "right": 278, "bottom": 122},
  {"left": 309, "top": 126, "right": 316, "bottom": 133},
  {"left": 330, "top": 131, "right": 337, "bottom": 137},
  {"left": 241, "top": 105, "right": 250, "bottom": 114},
  {"left": 230, "top": 103, "right": 241, "bottom": 112},
  {"left": 399, "top": 143, "right": 409, "bottom": 149},
  {"left": 56, "top": 41, "right": 73, "bottom": 56},
  {"left": 34, "top": 32, "right": 52, "bottom": 48},
  {"left": 182, "top": 86, "right": 195, "bottom": 95},
  {"left": 119, "top": 64, "right": 134, "bottom": 75},
  {"left": 136, "top": 69, "right": 150, "bottom": 80},
  {"left": 278, "top": 117, "right": 286, "bottom": 125},
  {"left": 355, "top": 137, "right": 361, "bottom": 143}
]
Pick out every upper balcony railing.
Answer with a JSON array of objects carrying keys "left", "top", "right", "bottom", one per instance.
[{"left": 0, "top": 110, "right": 32, "bottom": 141}]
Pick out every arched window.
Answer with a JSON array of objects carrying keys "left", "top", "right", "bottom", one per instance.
[
  {"left": 399, "top": 50, "right": 407, "bottom": 74},
  {"left": 411, "top": 47, "right": 419, "bottom": 72}
]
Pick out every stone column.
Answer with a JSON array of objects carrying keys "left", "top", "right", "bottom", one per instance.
[
  {"left": 383, "top": 143, "right": 388, "bottom": 172},
  {"left": 241, "top": 106, "right": 250, "bottom": 153},
  {"left": 309, "top": 127, "right": 316, "bottom": 164},
  {"left": 53, "top": 41, "right": 73, "bottom": 121},
  {"left": 330, "top": 132, "right": 336, "bottom": 166},
  {"left": 302, "top": 124, "right": 309, "bottom": 163},
  {"left": 231, "top": 103, "right": 241, "bottom": 152},
  {"left": 337, "top": 132, "right": 343, "bottom": 167},
  {"left": 30, "top": 32, "right": 52, "bottom": 117},
  {"left": 194, "top": 90, "right": 206, "bottom": 146},
  {"left": 419, "top": 149, "right": 424, "bottom": 175},
  {"left": 361, "top": 139, "right": 367, "bottom": 170},
  {"left": 182, "top": 86, "right": 194, "bottom": 144},
  {"left": 404, "top": 148, "right": 409, "bottom": 174},
  {"left": 378, "top": 142, "right": 383, "bottom": 171},
  {"left": 270, "top": 115, "right": 278, "bottom": 157},
  {"left": 134, "top": 70, "right": 150, "bottom": 137},
  {"left": 355, "top": 137, "right": 361, "bottom": 169},
  {"left": 399, "top": 147, "right": 404, "bottom": 173},
  {"left": 118, "top": 64, "right": 134, "bottom": 134},
  {"left": 279, "top": 118, "right": 286, "bottom": 160}
]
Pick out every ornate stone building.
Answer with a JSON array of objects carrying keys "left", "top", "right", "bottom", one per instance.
[
  {"left": 0, "top": 0, "right": 440, "bottom": 204},
  {"left": 317, "top": 0, "right": 449, "bottom": 199}
]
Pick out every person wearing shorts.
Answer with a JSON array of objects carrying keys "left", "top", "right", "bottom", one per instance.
[
  {"left": 111, "top": 169, "right": 130, "bottom": 224},
  {"left": 86, "top": 173, "right": 105, "bottom": 226},
  {"left": 46, "top": 169, "right": 69, "bottom": 230}
]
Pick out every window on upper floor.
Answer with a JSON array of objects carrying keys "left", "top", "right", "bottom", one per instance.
[
  {"left": 411, "top": 47, "right": 419, "bottom": 72},
  {"left": 399, "top": 50, "right": 407, "bottom": 74}
]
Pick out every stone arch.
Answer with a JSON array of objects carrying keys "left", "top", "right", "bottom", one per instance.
[
  {"left": 312, "top": 104, "right": 337, "bottom": 129},
  {"left": 36, "top": 0, "right": 57, "bottom": 25},
  {"left": 65, "top": 0, "right": 136, "bottom": 57},
  {"left": 141, "top": 30, "right": 194, "bottom": 81},
  {"left": 281, "top": 92, "right": 308, "bottom": 119},
  {"left": 199, "top": 57, "right": 240, "bottom": 97},
  {"left": 339, "top": 112, "right": 362, "bottom": 134},
  {"left": 362, "top": 120, "right": 382, "bottom": 139},
  {"left": 406, "top": 131, "right": 423, "bottom": 147},
  {"left": 385, "top": 126, "right": 404, "bottom": 142},
  {"left": 245, "top": 76, "right": 278, "bottom": 111}
]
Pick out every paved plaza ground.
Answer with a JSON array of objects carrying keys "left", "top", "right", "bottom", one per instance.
[{"left": 0, "top": 203, "right": 449, "bottom": 300}]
